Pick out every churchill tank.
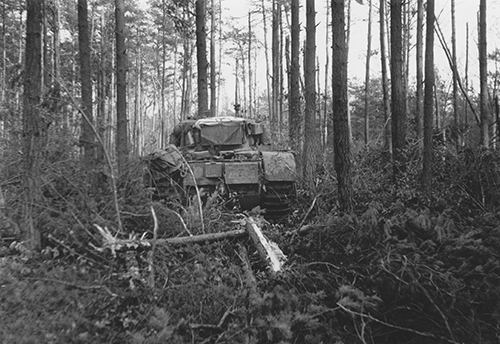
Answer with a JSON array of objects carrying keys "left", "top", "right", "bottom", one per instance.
[{"left": 144, "top": 116, "right": 296, "bottom": 216}]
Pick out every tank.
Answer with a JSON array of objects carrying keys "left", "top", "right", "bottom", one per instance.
[{"left": 144, "top": 116, "right": 296, "bottom": 217}]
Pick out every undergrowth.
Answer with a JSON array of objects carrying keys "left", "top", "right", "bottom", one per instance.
[{"left": 1, "top": 144, "right": 499, "bottom": 343}]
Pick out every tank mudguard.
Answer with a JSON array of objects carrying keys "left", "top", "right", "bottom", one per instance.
[{"left": 261, "top": 151, "right": 296, "bottom": 182}]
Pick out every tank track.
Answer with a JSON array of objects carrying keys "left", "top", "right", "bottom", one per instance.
[{"left": 261, "top": 181, "right": 296, "bottom": 218}]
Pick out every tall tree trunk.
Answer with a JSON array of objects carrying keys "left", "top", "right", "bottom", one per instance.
[
  {"left": 248, "top": 11, "right": 252, "bottom": 119},
  {"left": 479, "top": 0, "right": 489, "bottom": 147},
  {"left": 16, "top": 7, "right": 24, "bottom": 113},
  {"left": 78, "top": 0, "right": 94, "bottom": 166},
  {"left": 390, "top": 0, "right": 407, "bottom": 175},
  {"left": 271, "top": 0, "right": 280, "bottom": 139},
  {"left": 303, "top": 0, "right": 318, "bottom": 185},
  {"left": 464, "top": 23, "right": 469, "bottom": 128},
  {"left": 96, "top": 12, "right": 106, "bottom": 164},
  {"left": 289, "top": 0, "right": 300, "bottom": 154},
  {"left": 379, "top": 0, "right": 391, "bottom": 153},
  {"left": 422, "top": 0, "right": 435, "bottom": 191},
  {"left": 332, "top": 0, "right": 353, "bottom": 212},
  {"left": 323, "top": 2, "right": 329, "bottom": 151},
  {"left": 196, "top": 0, "right": 209, "bottom": 118},
  {"left": 216, "top": 0, "right": 222, "bottom": 115},
  {"left": 210, "top": 0, "right": 216, "bottom": 116},
  {"left": 261, "top": 0, "right": 271, "bottom": 121},
  {"left": 416, "top": 0, "right": 424, "bottom": 139},
  {"left": 41, "top": 0, "right": 48, "bottom": 94},
  {"left": 23, "top": 0, "right": 43, "bottom": 250},
  {"left": 363, "top": 0, "right": 372, "bottom": 147},
  {"left": 52, "top": 0, "right": 61, "bottom": 127},
  {"left": 160, "top": 0, "right": 166, "bottom": 146},
  {"left": 451, "top": 0, "right": 459, "bottom": 146},
  {"left": 115, "top": 0, "right": 129, "bottom": 172},
  {"left": 1, "top": 1, "right": 6, "bottom": 104}
]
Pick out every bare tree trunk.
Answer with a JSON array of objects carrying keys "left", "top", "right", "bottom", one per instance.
[
  {"left": 261, "top": 0, "right": 271, "bottom": 121},
  {"left": 52, "top": 0, "right": 61, "bottom": 127},
  {"left": 380, "top": 0, "right": 391, "bottom": 153},
  {"left": 196, "top": 0, "right": 209, "bottom": 118},
  {"left": 96, "top": 12, "right": 106, "bottom": 164},
  {"left": 303, "top": 0, "right": 318, "bottom": 186},
  {"left": 78, "top": 0, "right": 94, "bottom": 166},
  {"left": 23, "top": 0, "right": 43, "bottom": 250},
  {"left": 416, "top": 0, "right": 424, "bottom": 139},
  {"left": 210, "top": 0, "right": 216, "bottom": 116},
  {"left": 332, "top": 0, "right": 353, "bottom": 212},
  {"left": 390, "top": 0, "right": 407, "bottom": 175},
  {"left": 323, "top": 2, "right": 329, "bottom": 151},
  {"left": 479, "top": 0, "right": 489, "bottom": 147},
  {"left": 216, "top": 0, "right": 222, "bottom": 115},
  {"left": 363, "top": 0, "right": 372, "bottom": 147},
  {"left": 422, "top": 0, "right": 435, "bottom": 191},
  {"left": 115, "top": 0, "right": 129, "bottom": 172},
  {"left": 1, "top": 1, "right": 6, "bottom": 104},
  {"left": 248, "top": 12, "right": 253, "bottom": 118},
  {"left": 451, "top": 0, "right": 459, "bottom": 146},
  {"left": 160, "top": 0, "right": 166, "bottom": 146},
  {"left": 465, "top": 23, "right": 469, "bottom": 128},
  {"left": 289, "top": 0, "right": 300, "bottom": 154},
  {"left": 272, "top": 0, "right": 280, "bottom": 139},
  {"left": 16, "top": 7, "right": 24, "bottom": 113}
]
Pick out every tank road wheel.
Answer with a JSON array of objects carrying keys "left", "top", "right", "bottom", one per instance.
[{"left": 261, "top": 181, "right": 296, "bottom": 218}]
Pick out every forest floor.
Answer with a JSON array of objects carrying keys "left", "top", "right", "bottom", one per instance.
[{"left": 1, "top": 146, "right": 500, "bottom": 343}]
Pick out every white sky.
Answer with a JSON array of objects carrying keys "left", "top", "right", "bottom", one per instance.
[{"left": 219, "top": 0, "right": 500, "bottom": 110}]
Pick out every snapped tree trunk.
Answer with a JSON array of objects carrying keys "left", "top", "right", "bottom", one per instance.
[
  {"left": 23, "top": 0, "right": 44, "bottom": 250},
  {"left": 196, "top": 0, "right": 209, "bottom": 118},
  {"left": 289, "top": 0, "right": 301, "bottom": 155},
  {"left": 422, "top": 0, "right": 435, "bottom": 191},
  {"left": 332, "top": 0, "right": 353, "bottom": 212},
  {"left": 78, "top": 0, "right": 94, "bottom": 167},
  {"left": 115, "top": 0, "right": 129, "bottom": 172},
  {"left": 390, "top": 0, "right": 407, "bottom": 175}
]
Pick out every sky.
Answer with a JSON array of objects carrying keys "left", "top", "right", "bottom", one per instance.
[{"left": 218, "top": 0, "right": 500, "bottom": 110}]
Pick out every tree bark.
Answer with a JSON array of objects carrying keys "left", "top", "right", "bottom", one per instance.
[
  {"left": 451, "top": 0, "right": 458, "bottom": 145},
  {"left": 1, "top": 1, "right": 6, "bottom": 104},
  {"left": 210, "top": 0, "right": 216, "bottom": 116},
  {"left": 247, "top": 11, "right": 252, "bottom": 119},
  {"left": 303, "top": 0, "right": 319, "bottom": 185},
  {"left": 363, "top": 0, "right": 372, "bottom": 147},
  {"left": 289, "top": 0, "right": 301, "bottom": 154},
  {"left": 422, "top": 0, "right": 435, "bottom": 191},
  {"left": 115, "top": 0, "right": 129, "bottom": 172},
  {"left": 78, "top": 0, "right": 94, "bottom": 167},
  {"left": 479, "top": 0, "right": 489, "bottom": 147},
  {"left": 416, "top": 0, "right": 424, "bottom": 139},
  {"left": 465, "top": 23, "right": 469, "bottom": 127},
  {"left": 23, "top": 0, "right": 44, "bottom": 250},
  {"left": 332, "top": 0, "right": 353, "bottom": 212},
  {"left": 196, "top": 0, "right": 209, "bottom": 118},
  {"left": 261, "top": 0, "right": 271, "bottom": 123},
  {"left": 390, "top": 0, "right": 407, "bottom": 175},
  {"left": 271, "top": 0, "right": 280, "bottom": 139},
  {"left": 379, "top": 0, "right": 391, "bottom": 153}
]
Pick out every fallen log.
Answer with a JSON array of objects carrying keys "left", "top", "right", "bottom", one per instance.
[
  {"left": 94, "top": 216, "right": 287, "bottom": 273},
  {"left": 93, "top": 224, "right": 246, "bottom": 255}
]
